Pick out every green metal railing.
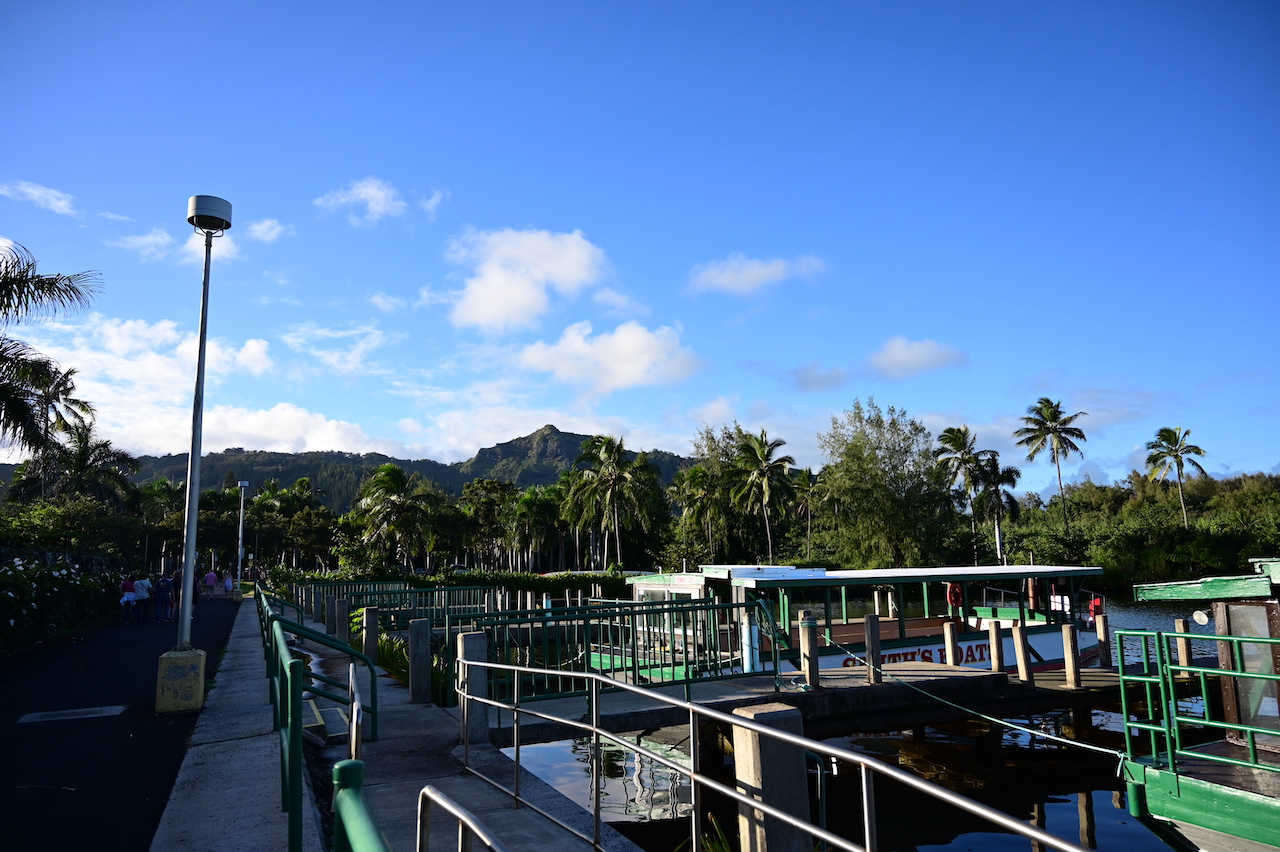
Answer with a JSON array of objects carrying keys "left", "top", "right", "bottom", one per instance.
[
  {"left": 347, "top": 585, "right": 498, "bottom": 631},
  {"left": 1118, "top": 628, "right": 1280, "bottom": 775},
  {"left": 331, "top": 760, "right": 393, "bottom": 852},
  {"left": 441, "top": 598, "right": 778, "bottom": 705}
]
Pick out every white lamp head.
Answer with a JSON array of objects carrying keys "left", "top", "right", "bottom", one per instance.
[{"left": 187, "top": 195, "right": 233, "bottom": 231}]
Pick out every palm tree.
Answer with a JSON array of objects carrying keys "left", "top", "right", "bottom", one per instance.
[
  {"left": 31, "top": 365, "right": 94, "bottom": 498},
  {"left": 793, "top": 467, "right": 827, "bottom": 561},
  {"left": 1146, "top": 427, "right": 1208, "bottom": 528},
  {"left": 728, "top": 429, "right": 796, "bottom": 562},
  {"left": 12, "top": 419, "right": 138, "bottom": 508},
  {"left": 353, "top": 463, "right": 437, "bottom": 570},
  {"left": 934, "top": 426, "right": 989, "bottom": 564},
  {"left": 1014, "top": 398, "right": 1087, "bottom": 536},
  {"left": 973, "top": 454, "right": 1021, "bottom": 564},
  {"left": 669, "top": 465, "right": 722, "bottom": 561},
  {"left": 568, "top": 435, "right": 655, "bottom": 571},
  {"left": 0, "top": 242, "right": 98, "bottom": 451}
]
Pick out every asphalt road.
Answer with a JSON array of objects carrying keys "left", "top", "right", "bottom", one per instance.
[{"left": 0, "top": 596, "right": 239, "bottom": 851}]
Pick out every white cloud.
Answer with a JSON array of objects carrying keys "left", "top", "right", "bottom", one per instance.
[
  {"left": 197, "top": 402, "right": 400, "bottom": 455},
  {"left": 790, "top": 362, "right": 849, "bottom": 391},
  {"left": 370, "top": 293, "right": 406, "bottom": 313},
  {"left": 245, "top": 218, "right": 294, "bottom": 242},
  {"left": 16, "top": 315, "right": 281, "bottom": 457},
  {"left": 519, "top": 321, "right": 698, "bottom": 394},
  {"left": 108, "top": 228, "right": 173, "bottom": 260},
  {"left": 281, "top": 322, "right": 399, "bottom": 375},
  {"left": 689, "top": 252, "right": 824, "bottom": 295},
  {"left": 99, "top": 212, "right": 131, "bottom": 222},
  {"left": 420, "top": 189, "right": 449, "bottom": 220},
  {"left": 593, "top": 287, "right": 647, "bottom": 317},
  {"left": 866, "top": 336, "right": 967, "bottom": 380},
  {"left": 447, "top": 228, "right": 607, "bottom": 333},
  {"left": 690, "top": 396, "right": 737, "bottom": 427},
  {"left": 181, "top": 231, "right": 240, "bottom": 264},
  {"left": 415, "top": 286, "right": 452, "bottom": 308},
  {"left": 0, "top": 181, "right": 77, "bottom": 216},
  {"left": 314, "top": 177, "right": 407, "bottom": 226}
]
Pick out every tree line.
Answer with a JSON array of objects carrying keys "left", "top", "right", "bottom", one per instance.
[{"left": 1, "top": 243, "right": 1275, "bottom": 592}]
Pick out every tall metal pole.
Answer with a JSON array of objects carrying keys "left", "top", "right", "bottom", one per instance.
[
  {"left": 175, "top": 229, "right": 213, "bottom": 651},
  {"left": 236, "top": 480, "right": 249, "bottom": 588}
]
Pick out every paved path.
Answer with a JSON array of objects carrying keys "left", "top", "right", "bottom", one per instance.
[{"left": 0, "top": 596, "right": 239, "bottom": 851}]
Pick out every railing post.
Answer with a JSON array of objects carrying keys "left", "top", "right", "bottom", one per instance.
[
  {"left": 336, "top": 598, "right": 350, "bottom": 644},
  {"left": 988, "top": 621, "right": 1005, "bottom": 672},
  {"left": 864, "top": 613, "right": 883, "bottom": 684},
  {"left": 326, "top": 594, "right": 338, "bottom": 633},
  {"left": 363, "top": 606, "right": 380, "bottom": 665},
  {"left": 861, "top": 762, "right": 877, "bottom": 852},
  {"left": 1063, "top": 624, "right": 1082, "bottom": 689},
  {"left": 1013, "top": 624, "right": 1035, "bottom": 686},
  {"left": 733, "top": 703, "right": 809, "bottom": 852},
  {"left": 409, "top": 618, "right": 433, "bottom": 704},
  {"left": 943, "top": 621, "right": 962, "bottom": 666},
  {"left": 332, "top": 759, "right": 364, "bottom": 852},
  {"left": 458, "top": 632, "right": 489, "bottom": 747},
  {"left": 286, "top": 657, "right": 303, "bottom": 852},
  {"left": 798, "top": 610, "right": 821, "bottom": 689}
]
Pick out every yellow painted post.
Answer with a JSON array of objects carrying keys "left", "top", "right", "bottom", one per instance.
[{"left": 156, "top": 648, "right": 207, "bottom": 712}]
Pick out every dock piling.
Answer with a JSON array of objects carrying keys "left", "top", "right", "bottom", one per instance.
[
  {"left": 943, "top": 621, "right": 961, "bottom": 666},
  {"left": 987, "top": 621, "right": 1004, "bottom": 672},
  {"left": 1062, "top": 624, "right": 1082, "bottom": 689},
  {"left": 732, "top": 703, "right": 809, "bottom": 852},
  {"left": 1174, "top": 618, "right": 1193, "bottom": 677},
  {"left": 1095, "top": 613, "right": 1111, "bottom": 668},
  {"left": 799, "top": 610, "right": 820, "bottom": 689},
  {"left": 864, "top": 614, "right": 883, "bottom": 684},
  {"left": 1013, "top": 624, "right": 1035, "bottom": 686}
]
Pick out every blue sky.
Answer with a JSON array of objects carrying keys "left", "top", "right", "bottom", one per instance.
[{"left": 2, "top": 2, "right": 1277, "bottom": 498}]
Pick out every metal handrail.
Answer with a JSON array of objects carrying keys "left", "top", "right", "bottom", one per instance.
[
  {"left": 263, "top": 610, "right": 380, "bottom": 740},
  {"left": 456, "top": 657, "right": 1092, "bottom": 852},
  {"left": 332, "top": 760, "right": 393, "bottom": 852},
  {"left": 1118, "top": 628, "right": 1280, "bottom": 775},
  {"left": 348, "top": 661, "right": 363, "bottom": 762},
  {"left": 416, "top": 784, "right": 513, "bottom": 852}
]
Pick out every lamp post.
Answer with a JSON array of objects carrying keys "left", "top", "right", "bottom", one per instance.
[
  {"left": 175, "top": 195, "right": 231, "bottom": 651},
  {"left": 236, "top": 480, "right": 249, "bottom": 591}
]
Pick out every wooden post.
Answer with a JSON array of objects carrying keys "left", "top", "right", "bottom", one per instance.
[
  {"left": 336, "top": 599, "right": 350, "bottom": 644},
  {"left": 943, "top": 621, "right": 962, "bottom": 666},
  {"left": 798, "top": 610, "right": 820, "bottom": 689},
  {"left": 363, "top": 606, "right": 379, "bottom": 665},
  {"left": 1095, "top": 613, "right": 1111, "bottom": 669},
  {"left": 409, "top": 618, "right": 433, "bottom": 704},
  {"left": 1013, "top": 623, "right": 1035, "bottom": 686},
  {"left": 1063, "top": 624, "right": 1082, "bottom": 689},
  {"left": 1175, "top": 618, "right": 1193, "bottom": 678},
  {"left": 988, "top": 621, "right": 1005, "bottom": 672},
  {"left": 864, "top": 613, "right": 883, "bottom": 684},
  {"left": 732, "top": 703, "right": 810, "bottom": 852},
  {"left": 873, "top": 590, "right": 883, "bottom": 616}
]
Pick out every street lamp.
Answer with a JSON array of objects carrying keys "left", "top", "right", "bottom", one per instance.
[
  {"left": 236, "top": 480, "right": 249, "bottom": 589},
  {"left": 175, "top": 195, "right": 231, "bottom": 651}
]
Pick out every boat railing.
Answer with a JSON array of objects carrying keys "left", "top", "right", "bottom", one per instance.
[
  {"left": 455, "top": 656, "right": 1094, "bottom": 852},
  {"left": 1117, "top": 628, "right": 1280, "bottom": 775}
]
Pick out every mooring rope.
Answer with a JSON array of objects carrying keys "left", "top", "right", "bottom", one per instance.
[{"left": 817, "top": 637, "right": 1129, "bottom": 772}]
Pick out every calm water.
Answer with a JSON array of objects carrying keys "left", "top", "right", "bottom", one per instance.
[{"left": 505, "top": 600, "right": 1216, "bottom": 852}]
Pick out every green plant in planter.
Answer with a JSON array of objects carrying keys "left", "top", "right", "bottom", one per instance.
[{"left": 377, "top": 634, "right": 409, "bottom": 686}]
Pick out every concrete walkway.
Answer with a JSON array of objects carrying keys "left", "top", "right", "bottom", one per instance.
[
  {"left": 154, "top": 597, "right": 644, "bottom": 851},
  {"left": 151, "top": 597, "right": 321, "bottom": 852}
]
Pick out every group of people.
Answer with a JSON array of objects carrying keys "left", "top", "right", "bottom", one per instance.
[{"left": 119, "top": 568, "right": 238, "bottom": 625}]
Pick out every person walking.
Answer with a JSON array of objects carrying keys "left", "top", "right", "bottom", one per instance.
[
  {"left": 204, "top": 569, "right": 217, "bottom": 599},
  {"left": 132, "top": 574, "right": 153, "bottom": 624},
  {"left": 223, "top": 572, "right": 235, "bottom": 599},
  {"left": 119, "top": 577, "right": 136, "bottom": 625},
  {"left": 155, "top": 573, "right": 174, "bottom": 623}
]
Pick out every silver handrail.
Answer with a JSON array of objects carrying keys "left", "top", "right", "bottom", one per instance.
[
  {"left": 416, "top": 784, "right": 512, "bottom": 852},
  {"left": 348, "top": 661, "right": 363, "bottom": 762},
  {"left": 457, "top": 657, "right": 1092, "bottom": 852}
]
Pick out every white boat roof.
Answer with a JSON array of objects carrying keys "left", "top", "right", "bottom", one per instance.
[{"left": 631, "top": 564, "right": 1102, "bottom": 589}]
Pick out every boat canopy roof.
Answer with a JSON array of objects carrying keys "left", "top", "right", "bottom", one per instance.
[
  {"left": 1133, "top": 557, "right": 1280, "bottom": 602},
  {"left": 630, "top": 563, "right": 1102, "bottom": 590}
]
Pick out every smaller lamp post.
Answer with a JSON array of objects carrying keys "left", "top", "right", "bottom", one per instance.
[{"left": 236, "top": 480, "right": 249, "bottom": 591}]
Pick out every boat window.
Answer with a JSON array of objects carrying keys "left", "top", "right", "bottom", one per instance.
[{"left": 1224, "top": 603, "right": 1280, "bottom": 749}]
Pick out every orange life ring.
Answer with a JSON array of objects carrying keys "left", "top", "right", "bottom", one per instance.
[
  {"left": 946, "top": 583, "right": 963, "bottom": 607},
  {"left": 842, "top": 656, "right": 857, "bottom": 667}
]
